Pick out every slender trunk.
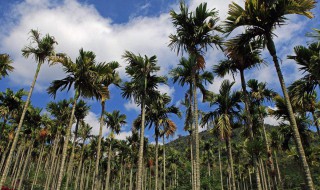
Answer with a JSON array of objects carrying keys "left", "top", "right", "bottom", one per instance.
[
  {"left": 129, "top": 167, "right": 133, "bottom": 190},
  {"left": 155, "top": 134, "right": 159, "bottom": 190},
  {"left": 94, "top": 100, "right": 105, "bottom": 188},
  {"left": 31, "top": 142, "right": 45, "bottom": 190},
  {"left": 240, "top": 69, "right": 262, "bottom": 190},
  {"left": 0, "top": 61, "right": 42, "bottom": 187},
  {"left": 65, "top": 118, "right": 80, "bottom": 190},
  {"left": 0, "top": 141, "right": 12, "bottom": 173},
  {"left": 260, "top": 159, "right": 268, "bottom": 190},
  {"left": 267, "top": 36, "right": 314, "bottom": 190},
  {"left": 105, "top": 141, "right": 112, "bottom": 190},
  {"left": 261, "top": 115, "right": 277, "bottom": 190},
  {"left": 274, "top": 151, "right": 283, "bottom": 189},
  {"left": 45, "top": 134, "right": 60, "bottom": 190},
  {"left": 219, "top": 147, "right": 224, "bottom": 190},
  {"left": 192, "top": 72, "right": 200, "bottom": 190},
  {"left": 163, "top": 136, "right": 166, "bottom": 190},
  {"left": 136, "top": 82, "right": 146, "bottom": 190},
  {"left": 75, "top": 139, "right": 86, "bottom": 189},
  {"left": 56, "top": 92, "right": 78, "bottom": 190},
  {"left": 17, "top": 143, "right": 32, "bottom": 190},
  {"left": 249, "top": 168, "right": 252, "bottom": 190},
  {"left": 191, "top": 134, "right": 194, "bottom": 190},
  {"left": 226, "top": 137, "right": 236, "bottom": 190}
]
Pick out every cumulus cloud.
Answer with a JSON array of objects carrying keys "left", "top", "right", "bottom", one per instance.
[
  {"left": 84, "top": 111, "right": 109, "bottom": 136},
  {"left": 124, "top": 97, "right": 140, "bottom": 112},
  {"left": 157, "top": 84, "right": 175, "bottom": 98},
  {"left": 114, "top": 130, "right": 132, "bottom": 140},
  {"left": 1, "top": 0, "right": 178, "bottom": 91}
]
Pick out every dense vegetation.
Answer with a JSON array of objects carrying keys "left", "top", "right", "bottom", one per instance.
[{"left": 0, "top": 0, "right": 319, "bottom": 189}]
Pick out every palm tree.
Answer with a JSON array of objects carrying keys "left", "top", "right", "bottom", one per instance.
[
  {"left": 169, "top": 2, "right": 222, "bottom": 188},
  {"left": 247, "top": 79, "right": 278, "bottom": 188},
  {"left": 0, "top": 88, "right": 27, "bottom": 141},
  {"left": 104, "top": 110, "right": 126, "bottom": 190},
  {"left": 64, "top": 100, "right": 90, "bottom": 189},
  {"left": 121, "top": 51, "right": 166, "bottom": 190},
  {"left": 0, "top": 54, "right": 14, "bottom": 79},
  {"left": 135, "top": 93, "right": 181, "bottom": 190},
  {"left": 0, "top": 29, "right": 57, "bottom": 187},
  {"left": 201, "top": 80, "right": 242, "bottom": 190},
  {"left": 47, "top": 48, "right": 106, "bottom": 190},
  {"left": 94, "top": 61, "right": 120, "bottom": 188},
  {"left": 214, "top": 40, "right": 264, "bottom": 189},
  {"left": 224, "top": 1, "right": 316, "bottom": 188},
  {"left": 288, "top": 42, "right": 320, "bottom": 97}
]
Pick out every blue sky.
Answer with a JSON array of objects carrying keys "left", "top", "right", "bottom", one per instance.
[{"left": 0, "top": 0, "right": 319, "bottom": 143}]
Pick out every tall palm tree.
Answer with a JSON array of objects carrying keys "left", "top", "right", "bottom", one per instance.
[
  {"left": 64, "top": 100, "right": 90, "bottom": 189},
  {"left": 214, "top": 40, "right": 264, "bottom": 189},
  {"left": 247, "top": 79, "right": 277, "bottom": 188},
  {"left": 0, "top": 54, "right": 14, "bottom": 79},
  {"left": 104, "top": 110, "right": 127, "bottom": 190},
  {"left": 169, "top": 2, "right": 222, "bottom": 189},
  {"left": 0, "top": 29, "right": 57, "bottom": 187},
  {"left": 47, "top": 48, "right": 106, "bottom": 190},
  {"left": 0, "top": 88, "right": 27, "bottom": 141},
  {"left": 201, "top": 80, "right": 242, "bottom": 190},
  {"left": 121, "top": 51, "right": 166, "bottom": 190},
  {"left": 135, "top": 93, "right": 181, "bottom": 190},
  {"left": 94, "top": 61, "right": 120, "bottom": 188},
  {"left": 224, "top": 1, "right": 316, "bottom": 188}
]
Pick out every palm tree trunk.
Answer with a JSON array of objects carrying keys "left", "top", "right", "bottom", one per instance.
[
  {"left": 31, "top": 142, "right": 45, "bottom": 190},
  {"left": 190, "top": 133, "right": 194, "bottom": 190},
  {"left": 260, "top": 114, "right": 277, "bottom": 190},
  {"left": 56, "top": 92, "right": 79, "bottom": 190},
  {"left": 163, "top": 135, "right": 166, "bottom": 190},
  {"left": 105, "top": 142, "right": 112, "bottom": 190},
  {"left": 136, "top": 86, "right": 146, "bottom": 190},
  {"left": 267, "top": 37, "right": 314, "bottom": 190},
  {"left": 226, "top": 137, "right": 236, "bottom": 190},
  {"left": 155, "top": 134, "right": 159, "bottom": 190},
  {"left": 0, "top": 61, "right": 42, "bottom": 187},
  {"left": 17, "top": 143, "right": 32, "bottom": 190},
  {"left": 274, "top": 151, "right": 283, "bottom": 189},
  {"left": 192, "top": 72, "right": 201, "bottom": 190},
  {"left": 219, "top": 147, "right": 224, "bottom": 190},
  {"left": 75, "top": 139, "right": 86, "bottom": 189},
  {"left": 65, "top": 118, "right": 80, "bottom": 190},
  {"left": 0, "top": 141, "right": 11, "bottom": 173},
  {"left": 129, "top": 167, "right": 133, "bottom": 190},
  {"left": 94, "top": 100, "right": 106, "bottom": 188},
  {"left": 240, "top": 69, "right": 262, "bottom": 190}
]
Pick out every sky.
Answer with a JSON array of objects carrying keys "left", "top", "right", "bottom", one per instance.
[{"left": 0, "top": 0, "right": 319, "bottom": 144}]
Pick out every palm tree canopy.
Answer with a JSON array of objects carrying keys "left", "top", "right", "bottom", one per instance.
[
  {"left": 0, "top": 54, "right": 14, "bottom": 79},
  {"left": 22, "top": 29, "right": 57, "bottom": 64},
  {"left": 201, "top": 80, "right": 242, "bottom": 140},
  {"left": 169, "top": 1, "right": 222, "bottom": 69},
  {"left": 105, "top": 110, "right": 127, "bottom": 135},
  {"left": 247, "top": 79, "right": 276, "bottom": 104},
  {"left": 287, "top": 42, "right": 320, "bottom": 97},
  {"left": 121, "top": 51, "right": 166, "bottom": 104},
  {"left": 214, "top": 40, "right": 264, "bottom": 77},
  {"left": 224, "top": 0, "right": 315, "bottom": 51},
  {"left": 170, "top": 55, "right": 214, "bottom": 102},
  {"left": 74, "top": 100, "right": 90, "bottom": 121},
  {"left": 47, "top": 48, "right": 113, "bottom": 99},
  {"left": 0, "top": 88, "right": 27, "bottom": 118}
]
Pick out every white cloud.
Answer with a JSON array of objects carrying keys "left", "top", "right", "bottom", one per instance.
[
  {"left": 114, "top": 130, "right": 132, "bottom": 140},
  {"left": 264, "top": 116, "right": 282, "bottom": 126},
  {"left": 83, "top": 111, "right": 109, "bottom": 136},
  {"left": 1, "top": 0, "right": 178, "bottom": 91},
  {"left": 124, "top": 97, "right": 140, "bottom": 112},
  {"left": 157, "top": 84, "right": 175, "bottom": 98}
]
